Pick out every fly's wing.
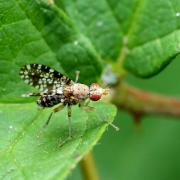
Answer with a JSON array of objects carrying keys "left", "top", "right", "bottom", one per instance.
[{"left": 19, "top": 64, "right": 73, "bottom": 92}]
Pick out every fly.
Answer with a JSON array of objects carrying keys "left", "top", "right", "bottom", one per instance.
[{"left": 19, "top": 64, "right": 118, "bottom": 139}]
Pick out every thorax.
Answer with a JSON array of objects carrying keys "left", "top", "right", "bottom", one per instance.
[{"left": 64, "top": 83, "right": 89, "bottom": 102}]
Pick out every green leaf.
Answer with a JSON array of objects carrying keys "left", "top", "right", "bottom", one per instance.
[
  {"left": 57, "top": 0, "right": 180, "bottom": 77},
  {"left": 123, "top": 0, "right": 180, "bottom": 77},
  {"left": 0, "top": 0, "right": 117, "bottom": 179},
  {"left": 2, "top": 0, "right": 179, "bottom": 178},
  {"left": 55, "top": 0, "right": 123, "bottom": 61},
  {"left": 0, "top": 102, "right": 116, "bottom": 179},
  {"left": 0, "top": 0, "right": 102, "bottom": 101}
]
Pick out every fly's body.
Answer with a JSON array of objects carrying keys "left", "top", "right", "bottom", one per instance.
[
  {"left": 37, "top": 83, "right": 89, "bottom": 107},
  {"left": 19, "top": 64, "right": 111, "bottom": 138}
]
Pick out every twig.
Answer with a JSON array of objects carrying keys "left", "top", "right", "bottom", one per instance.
[
  {"left": 111, "top": 81, "right": 180, "bottom": 118},
  {"left": 80, "top": 152, "right": 99, "bottom": 180}
]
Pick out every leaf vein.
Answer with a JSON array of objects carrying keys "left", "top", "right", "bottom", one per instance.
[
  {"left": 0, "top": 111, "right": 42, "bottom": 158},
  {"left": 117, "top": 0, "right": 145, "bottom": 64},
  {"left": 15, "top": 0, "right": 64, "bottom": 69}
]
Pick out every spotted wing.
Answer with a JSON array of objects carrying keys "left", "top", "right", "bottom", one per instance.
[{"left": 19, "top": 64, "right": 73, "bottom": 91}]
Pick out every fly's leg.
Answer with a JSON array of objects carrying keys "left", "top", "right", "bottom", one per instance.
[
  {"left": 79, "top": 103, "right": 119, "bottom": 130},
  {"left": 80, "top": 104, "right": 119, "bottom": 131},
  {"left": 67, "top": 104, "right": 72, "bottom": 138},
  {"left": 43, "top": 112, "right": 53, "bottom": 128},
  {"left": 75, "top": 70, "right": 80, "bottom": 83},
  {"left": 84, "top": 99, "right": 90, "bottom": 106},
  {"left": 79, "top": 101, "right": 94, "bottom": 111},
  {"left": 43, "top": 104, "right": 64, "bottom": 128},
  {"left": 37, "top": 104, "right": 64, "bottom": 137},
  {"left": 79, "top": 104, "right": 95, "bottom": 111},
  {"left": 21, "top": 92, "right": 41, "bottom": 97},
  {"left": 58, "top": 104, "right": 73, "bottom": 147}
]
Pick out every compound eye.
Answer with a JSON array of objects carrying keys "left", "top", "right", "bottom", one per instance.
[
  {"left": 90, "top": 93, "right": 101, "bottom": 101},
  {"left": 89, "top": 83, "right": 102, "bottom": 101}
]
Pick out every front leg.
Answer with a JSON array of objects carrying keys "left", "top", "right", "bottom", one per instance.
[
  {"left": 75, "top": 70, "right": 80, "bottom": 83},
  {"left": 57, "top": 104, "right": 73, "bottom": 147},
  {"left": 79, "top": 102, "right": 119, "bottom": 131},
  {"left": 67, "top": 104, "right": 72, "bottom": 138},
  {"left": 79, "top": 101, "right": 95, "bottom": 111},
  {"left": 43, "top": 103, "right": 65, "bottom": 128}
]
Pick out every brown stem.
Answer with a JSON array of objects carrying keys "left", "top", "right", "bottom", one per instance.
[
  {"left": 133, "top": 112, "right": 143, "bottom": 125},
  {"left": 111, "top": 81, "right": 180, "bottom": 118},
  {"left": 80, "top": 152, "right": 99, "bottom": 180}
]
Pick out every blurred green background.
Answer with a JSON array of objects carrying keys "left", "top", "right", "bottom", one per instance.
[{"left": 68, "top": 57, "right": 180, "bottom": 180}]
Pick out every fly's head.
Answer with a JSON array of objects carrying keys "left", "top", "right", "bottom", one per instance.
[{"left": 89, "top": 83, "right": 109, "bottom": 101}]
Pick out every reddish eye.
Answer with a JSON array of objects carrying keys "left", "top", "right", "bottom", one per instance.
[
  {"left": 90, "top": 94, "right": 101, "bottom": 101},
  {"left": 89, "top": 83, "right": 103, "bottom": 101}
]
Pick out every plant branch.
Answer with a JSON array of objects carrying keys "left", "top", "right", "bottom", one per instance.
[
  {"left": 111, "top": 80, "right": 180, "bottom": 118},
  {"left": 79, "top": 152, "right": 99, "bottom": 180}
]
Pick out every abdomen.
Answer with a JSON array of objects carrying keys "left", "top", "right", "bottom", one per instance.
[{"left": 37, "top": 94, "right": 64, "bottom": 107}]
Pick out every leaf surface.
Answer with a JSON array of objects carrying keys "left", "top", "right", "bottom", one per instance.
[
  {"left": 0, "top": 102, "right": 116, "bottom": 179},
  {"left": 1, "top": 0, "right": 179, "bottom": 179},
  {"left": 57, "top": 0, "right": 180, "bottom": 77},
  {"left": 0, "top": 1, "right": 116, "bottom": 179}
]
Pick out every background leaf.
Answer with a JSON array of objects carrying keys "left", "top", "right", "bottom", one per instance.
[{"left": 57, "top": 0, "right": 180, "bottom": 77}]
